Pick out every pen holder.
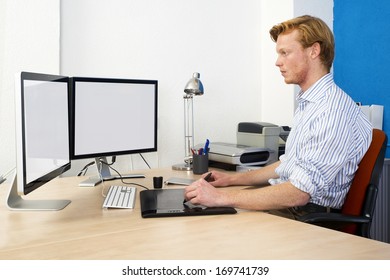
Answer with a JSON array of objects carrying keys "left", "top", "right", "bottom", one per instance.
[{"left": 192, "top": 154, "right": 209, "bottom": 175}]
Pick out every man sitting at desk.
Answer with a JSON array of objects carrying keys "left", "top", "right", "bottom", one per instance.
[{"left": 184, "top": 15, "right": 372, "bottom": 218}]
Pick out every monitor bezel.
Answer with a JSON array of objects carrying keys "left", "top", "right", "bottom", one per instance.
[
  {"left": 69, "top": 76, "right": 158, "bottom": 160},
  {"left": 16, "top": 71, "right": 71, "bottom": 196}
]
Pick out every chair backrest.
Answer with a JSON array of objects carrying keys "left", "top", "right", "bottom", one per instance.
[{"left": 341, "top": 129, "right": 387, "bottom": 234}]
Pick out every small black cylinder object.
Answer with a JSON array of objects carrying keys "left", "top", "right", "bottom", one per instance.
[
  {"left": 192, "top": 154, "right": 209, "bottom": 174},
  {"left": 153, "top": 176, "right": 163, "bottom": 189}
]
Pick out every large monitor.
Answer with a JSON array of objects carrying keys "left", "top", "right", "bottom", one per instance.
[
  {"left": 70, "top": 76, "right": 158, "bottom": 186},
  {"left": 8, "top": 72, "right": 71, "bottom": 211}
]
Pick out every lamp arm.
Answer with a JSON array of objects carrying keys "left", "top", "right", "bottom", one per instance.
[{"left": 183, "top": 94, "right": 194, "bottom": 164}]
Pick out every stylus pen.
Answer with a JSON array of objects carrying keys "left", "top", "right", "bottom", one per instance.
[{"left": 203, "top": 172, "right": 212, "bottom": 182}]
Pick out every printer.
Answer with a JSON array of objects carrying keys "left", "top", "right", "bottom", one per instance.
[
  {"left": 206, "top": 142, "right": 273, "bottom": 170},
  {"left": 237, "top": 122, "right": 281, "bottom": 163},
  {"left": 202, "top": 122, "right": 288, "bottom": 171}
]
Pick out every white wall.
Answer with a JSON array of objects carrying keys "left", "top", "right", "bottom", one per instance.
[
  {"left": 0, "top": 0, "right": 61, "bottom": 179},
  {"left": 260, "top": 0, "right": 295, "bottom": 126}
]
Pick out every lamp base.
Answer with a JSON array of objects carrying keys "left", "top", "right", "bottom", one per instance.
[{"left": 172, "top": 163, "right": 192, "bottom": 171}]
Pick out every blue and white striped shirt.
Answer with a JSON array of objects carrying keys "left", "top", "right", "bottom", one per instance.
[{"left": 272, "top": 73, "right": 372, "bottom": 208}]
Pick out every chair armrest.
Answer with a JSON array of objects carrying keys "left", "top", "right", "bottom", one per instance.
[{"left": 297, "top": 212, "right": 371, "bottom": 225}]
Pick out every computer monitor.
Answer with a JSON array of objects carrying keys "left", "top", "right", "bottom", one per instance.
[
  {"left": 70, "top": 76, "right": 158, "bottom": 186},
  {"left": 8, "top": 72, "right": 71, "bottom": 211}
]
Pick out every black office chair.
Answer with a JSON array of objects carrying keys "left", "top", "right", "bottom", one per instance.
[{"left": 298, "top": 129, "right": 387, "bottom": 238}]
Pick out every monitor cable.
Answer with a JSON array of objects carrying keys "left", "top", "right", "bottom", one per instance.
[
  {"left": 99, "top": 160, "right": 149, "bottom": 198},
  {"left": 106, "top": 156, "right": 116, "bottom": 166},
  {"left": 77, "top": 161, "right": 95, "bottom": 176},
  {"left": 77, "top": 156, "right": 115, "bottom": 176}
]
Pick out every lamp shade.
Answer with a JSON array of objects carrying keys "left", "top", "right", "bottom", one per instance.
[{"left": 184, "top": 72, "right": 204, "bottom": 96}]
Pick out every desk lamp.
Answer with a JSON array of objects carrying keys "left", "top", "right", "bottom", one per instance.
[{"left": 172, "top": 72, "right": 204, "bottom": 171}]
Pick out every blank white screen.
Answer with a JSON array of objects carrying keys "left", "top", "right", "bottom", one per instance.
[
  {"left": 74, "top": 81, "right": 156, "bottom": 157},
  {"left": 24, "top": 80, "right": 70, "bottom": 184}
]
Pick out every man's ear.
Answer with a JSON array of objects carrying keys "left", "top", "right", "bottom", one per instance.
[{"left": 310, "top": 42, "right": 321, "bottom": 59}]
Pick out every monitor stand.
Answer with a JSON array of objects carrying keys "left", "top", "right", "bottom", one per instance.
[
  {"left": 78, "top": 157, "right": 145, "bottom": 187},
  {"left": 7, "top": 172, "right": 71, "bottom": 211}
]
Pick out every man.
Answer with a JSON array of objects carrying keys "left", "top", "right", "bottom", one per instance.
[{"left": 184, "top": 15, "right": 372, "bottom": 217}]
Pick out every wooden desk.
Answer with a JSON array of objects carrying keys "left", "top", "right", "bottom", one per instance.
[{"left": 1, "top": 168, "right": 390, "bottom": 260}]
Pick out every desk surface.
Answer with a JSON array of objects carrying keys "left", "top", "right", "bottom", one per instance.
[{"left": 1, "top": 168, "right": 390, "bottom": 260}]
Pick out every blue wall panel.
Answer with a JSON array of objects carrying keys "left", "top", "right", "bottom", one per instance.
[{"left": 334, "top": 0, "right": 390, "bottom": 157}]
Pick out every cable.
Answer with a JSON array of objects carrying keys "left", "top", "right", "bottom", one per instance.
[
  {"left": 100, "top": 160, "right": 149, "bottom": 190},
  {"left": 105, "top": 156, "right": 116, "bottom": 166},
  {"left": 139, "top": 153, "right": 151, "bottom": 169},
  {"left": 77, "top": 161, "right": 95, "bottom": 176}
]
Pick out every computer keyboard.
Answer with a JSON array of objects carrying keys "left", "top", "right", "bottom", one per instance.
[{"left": 102, "top": 185, "right": 136, "bottom": 209}]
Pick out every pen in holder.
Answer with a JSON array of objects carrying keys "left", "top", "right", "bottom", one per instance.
[{"left": 192, "top": 153, "right": 209, "bottom": 174}]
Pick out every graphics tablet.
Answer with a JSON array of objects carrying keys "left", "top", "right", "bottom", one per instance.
[{"left": 140, "top": 189, "right": 237, "bottom": 218}]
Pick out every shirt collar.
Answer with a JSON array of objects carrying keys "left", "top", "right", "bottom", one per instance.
[{"left": 297, "top": 73, "right": 334, "bottom": 103}]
